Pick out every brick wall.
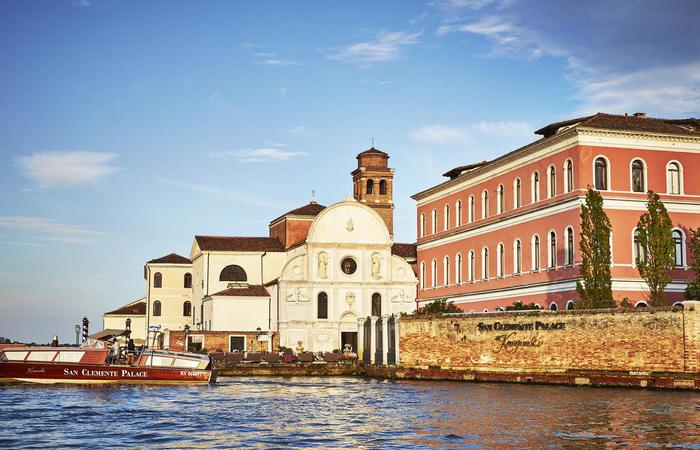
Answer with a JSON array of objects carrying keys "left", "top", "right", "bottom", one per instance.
[
  {"left": 169, "top": 330, "right": 279, "bottom": 353},
  {"left": 399, "top": 301, "right": 700, "bottom": 374}
]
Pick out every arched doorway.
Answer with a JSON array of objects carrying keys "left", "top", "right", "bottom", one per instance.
[{"left": 339, "top": 312, "right": 358, "bottom": 354}]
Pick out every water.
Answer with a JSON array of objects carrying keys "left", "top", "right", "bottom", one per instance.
[{"left": 1, "top": 377, "right": 699, "bottom": 449}]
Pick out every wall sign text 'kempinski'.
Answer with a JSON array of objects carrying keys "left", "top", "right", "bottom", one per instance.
[{"left": 477, "top": 321, "right": 566, "bottom": 332}]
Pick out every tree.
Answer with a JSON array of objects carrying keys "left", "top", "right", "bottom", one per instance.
[
  {"left": 575, "top": 188, "right": 615, "bottom": 309},
  {"left": 685, "top": 228, "right": 700, "bottom": 300},
  {"left": 415, "top": 298, "right": 462, "bottom": 315},
  {"left": 635, "top": 191, "right": 674, "bottom": 306},
  {"left": 505, "top": 301, "right": 541, "bottom": 311}
]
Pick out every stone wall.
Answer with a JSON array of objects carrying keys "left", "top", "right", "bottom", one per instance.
[
  {"left": 399, "top": 301, "right": 700, "bottom": 374},
  {"left": 168, "top": 330, "right": 279, "bottom": 353}
]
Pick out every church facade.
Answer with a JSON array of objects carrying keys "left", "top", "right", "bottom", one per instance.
[{"left": 104, "top": 148, "right": 417, "bottom": 353}]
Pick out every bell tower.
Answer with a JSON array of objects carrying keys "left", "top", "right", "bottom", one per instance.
[{"left": 352, "top": 147, "right": 395, "bottom": 236}]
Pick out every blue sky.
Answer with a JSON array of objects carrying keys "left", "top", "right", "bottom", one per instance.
[{"left": 1, "top": 0, "right": 698, "bottom": 342}]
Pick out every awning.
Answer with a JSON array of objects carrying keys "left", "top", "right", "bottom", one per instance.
[{"left": 89, "top": 329, "right": 130, "bottom": 341}]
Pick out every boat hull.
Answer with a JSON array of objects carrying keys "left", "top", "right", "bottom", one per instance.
[{"left": 0, "top": 361, "right": 215, "bottom": 385}]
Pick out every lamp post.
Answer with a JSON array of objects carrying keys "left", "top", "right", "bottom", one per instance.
[
  {"left": 74, "top": 325, "right": 81, "bottom": 347},
  {"left": 256, "top": 326, "right": 262, "bottom": 352},
  {"left": 183, "top": 324, "right": 190, "bottom": 352}
]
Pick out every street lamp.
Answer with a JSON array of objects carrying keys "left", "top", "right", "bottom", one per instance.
[{"left": 183, "top": 324, "right": 190, "bottom": 352}]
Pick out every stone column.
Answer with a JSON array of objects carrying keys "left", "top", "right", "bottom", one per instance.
[
  {"left": 267, "top": 332, "right": 273, "bottom": 353},
  {"left": 381, "top": 314, "right": 390, "bottom": 366},
  {"left": 369, "top": 316, "right": 378, "bottom": 364},
  {"left": 357, "top": 317, "right": 365, "bottom": 359},
  {"left": 394, "top": 315, "right": 401, "bottom": 366}
]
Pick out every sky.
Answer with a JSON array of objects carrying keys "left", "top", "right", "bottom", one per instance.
[{"left": 1, "top": 0, "right": 699, "bottom": 343}]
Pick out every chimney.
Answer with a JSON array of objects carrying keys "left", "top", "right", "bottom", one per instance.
[{"left": 633, "top": 112, "right": 647, "bottom": 118}]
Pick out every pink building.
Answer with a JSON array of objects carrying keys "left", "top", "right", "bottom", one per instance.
[{"left": 412, "top": 113, "right": 700, "bottom": 312}]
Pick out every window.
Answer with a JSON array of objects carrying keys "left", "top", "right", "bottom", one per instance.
[
  {"left": 341, "top": 258, "right": 357, "bottom": 275},
  {"left": 631, "top": 159, "right": 645, "bottom": 192},
  {"left": 444, "top": 205, "right": 451, "bottom": 230},
  {"left": 673, "top": 230, "right": 684, "bottom": 266},
  {"left": 514, "top": 239, "right": 522, "bottom": 274},
  {"left": 633, "top": 228, "right": 644, "bottom": 265},
  {"left": 468, "top": 250, "right": 475, "bottom": 282},
  {"left": 183, "top": 301, "right": 192, "bottom": 317},
  {"left": 566, "top": 227, "right": 574, "bottom": 265},
  {"left": 153, "top": 272, "right": 162, "bottom": 288},
  {"left": 566, "top": 300, "right": 574, "bottom": 310},
  {"left": 565, "top": 159, "right": 574, "bottom": 193},
  {"left": 431, "top": 259, "right": 437, "bottom": 288},
  {"left": 482, "top": 247, "right": 489, "bottom": 280},
  {"left": 317, "top": 292, "right": 328, "bottom": 319},
  {"left": 443, "top": 256, "right": 450, "bottom": 286},
  {"left": 371, "top": 293, "right": 381, "bottom": 317},
  {"left": 152, "top": 300, "right": 161, "bottom": 317},
  {"left": 548, "top": 165, "right": 556, "bottom": 198},
  {"left": 455, "top": 253, "right": 462, "bottom": 284},
  {"left": 379, "top": 180, "right": 387, "bottom": 195},
  {"left": 420, "top": 262, "right": 426, "bottom": 289},
  {"left": 420, "top": 214, "right": 425, "bottom": 237},
  {"left": 497, "top": 185, "right": 505, "bottom": 214},
  {"left": 550, "top": 302, "right": 558, "bottom": 311},
  {"left": 514, "top": 178, "right": 522, "bottom": 208},
  {"left": 367, "top": 179, "right": 374, "bottom": 194},
  {"left": 229, "top": 336, "right": 245, "bottom": 353},
  {"left": 532, "top": 172, "right": 540, "bottom": 203},
  {"left": 456, "top": 201, "right": 462, "bottom": 227},
  {"left": 431, "top": 209, "right": 437, "bottom": 234},
  {"left": 184, "top": 273, "right": 192, "bottom": 289},
  {"left": 497, "top": 243, "right": 505, "bottom": 277},
  {"left": 532, "top": 235, "right": 540, "bottom": 271},
  {"left": 548, "top": 231, "right": 557, "bottom": 268},
  {"left": 220, "top": 265, "right": 247, "bottom": 282},
  {"left": 594, "top": 157, "right": 608, "bottom": 190},
  {"left": 667, "top": 162, "right": 682, "bottom": 194},
  {"left": 482, "top": 190, "right": 489, "bottom": 219},
  {"left": 469, "top": 196, "right": 475, "bottom": 223}
]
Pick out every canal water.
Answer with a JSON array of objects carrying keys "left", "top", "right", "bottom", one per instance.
[{"left": 1, "top": 377, "right": 699, "bottom": 448}]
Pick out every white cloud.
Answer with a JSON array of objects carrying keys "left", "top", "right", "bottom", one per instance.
[
  {"left": 15, "top": 151, "right": 119, "bottom": 188},
  {"left": 208, "top": 148, "right": 309, "bottom": 163},
  {"left": 0, "top": 217, "right": 102, "bottom": 244},
  {"left": 409, "top": 121, "right": 533, "bottom": 144},
  {"left": 156, "top": 178, "right": 282, "bottom": 208},
  {"left": 286, "top": 125, "right": 316, "bottom": 136},
  {"left": 325, "top": 30, "right": 423, "bottom": 66},
  {"left": 256, "top": 58, "right": 301, "bottom": 67}
]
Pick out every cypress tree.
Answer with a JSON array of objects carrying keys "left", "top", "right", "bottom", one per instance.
[
  {"left": 685, "top": 228, "right": 700, "bottom": 300},
  {"left": 635, "top": 191, "right": 674, "bottom": 306},
  {"left": 575, "top": 188, "right": 615, "bottom": 309}
]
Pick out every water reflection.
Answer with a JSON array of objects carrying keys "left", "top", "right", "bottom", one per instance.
[{"left": 0, "top": 377, "right": 698, "bottom": 448}]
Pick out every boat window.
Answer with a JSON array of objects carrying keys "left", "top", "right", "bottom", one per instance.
[
  {"left": 25, "top": 351, "right": 57, "bottom": 362},
  {"left": 55, "top": 351, "right": 85, "bottom": 363},
  {"left": 172, "top": 358, "right": 200, "bottom": 369},
  {"left": 2, "top": 351, "right": 28, "bottom": 361}
]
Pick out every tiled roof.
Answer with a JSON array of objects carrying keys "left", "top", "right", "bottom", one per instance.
[
  {"left": 357, "top": 147, "right": 389, "bottom": 157},
  {"left": 536, "top": 113, "right": 700, "bottom": 138},
  {"left": 195, "top": 236, "right": 285, "bottom": 252},
  {"left": 392, "top": 243, "right": 417, "bottom": 259},
  {"left": 147, "top": 253, "right": 192, "bottom": 264},
  {"left": 105, "top": 301, "right": 146, "bottom": 316},
  {"left": 211, "top": 285, "right": 270, "bottom": 297},
  {"left": 270, "top": 202, "right": 326, "bottom": 224},
  {"left": 443, "top": 161, "right": 488, "bottom": 180}
]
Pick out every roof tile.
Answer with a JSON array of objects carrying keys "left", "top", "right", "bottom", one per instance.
[{"left": 195, "top": 236, "right": 284, "bottom": 252}]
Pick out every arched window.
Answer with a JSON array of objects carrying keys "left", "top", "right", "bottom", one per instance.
[
  {"left": 468, "top": 195, "right": 475, "bottom": 223},
  {"left": 443, "top": 256, "right": 450, "bottom": 286},
  {"left": 514, "top": 178, "right": 522, "bottom": 208},
  {"left": 514, "top": 239, "right": 522, "bottom": 274},
  {"left": 468, "top": 250, "right": 475, "bottom": 282},
  {"left": 673, "top": 230, "right": 684, "bottom": 267},
  {"left": 317, "top": 292, "right": 328, "bottom": 319},
  {"left": 220, "top": 265, "right": 247, "bottom": 282},
  {"left": 631, "top": 159, "right": 645, "bottom": 192},
  {"left": 431, "top": 209, "right": 437, "bottom": 234},
  {"left": 456, "top": 200, "right": 462, "bottom": 227},
  {"left": 566, "top": 300, "right": 574, "bottom": 310},
  {"left": 183, "top": 301, "right": 192, "bottom": 317},
  {"left": 550, "top": 302, "right": 558, "bottom": 311},
  {"left": 371, "top": 293, "right": 381, "bottom": 317},
  {"left": 633, "top": 228, "right": 645, "bottom": 265},
  {"left": 455, "top": 253, "right": 462, "bottom": 284},
  {"left": 482, "top": 247, "right": 489, "bottom": 280},
  {"left": 532, "top": 171, "right": 540, "bottom": 203},
  {"left": 420, "top": 262, "right": 426, "bottom": 289},
  {"left": 532, "top": 235, "right": 540, "bottom": 271},
  {"left": 153, "top": 300, "right": 162, "bottom": 316},
  {"left": 497, "top": 184, "right": 505, "bottom": 214},
  {"left": 667, "top": 162, "right": 682, "bottom": 194},
  {"left": 482, "top": 190, "right": 489, "bottom": 219},
  {"left": 548, "top": 231, "right": 557, "bottom": 268},
  {"left": 497, "top": 243, "right": 505, "bottom": 277},
  {"left": 548, "top": 165, "right": 556, "bottom": 198},
  {"left": 594, "top": 157, "right": 608, "bottom": 190},
  {"left": 420, "top": 214, "right": 425, "bottom": 238},
  {"left": 444, "top": 204, "right": 450, "bottom": 230},
  {"left": 431, "top": 259, "right": 437, "bottom": 288},
  {"left": 366, "top": 179, "right": 374, "bottom": 194},
  {"left": 184, "top": 273, "right": 192, "bottom": 289},
  {"left": 153, "top": 272, "right": 162, "bottom": 288},
  {"left": 635, "top": 301, "right": 649, "bottom": 308},
  {"left": 566, "top": 227, "right": 574, "bottom": 265},
  {"left": 379, "top": 180, "right": 387, "bottom": 195},
  {"left": 565, "top": 159, "right": 574, "bottom": 193}
]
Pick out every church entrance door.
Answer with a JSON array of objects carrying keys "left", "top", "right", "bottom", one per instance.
[{"left": 341, "top": 332, "right": 358, "bottom": 354}]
